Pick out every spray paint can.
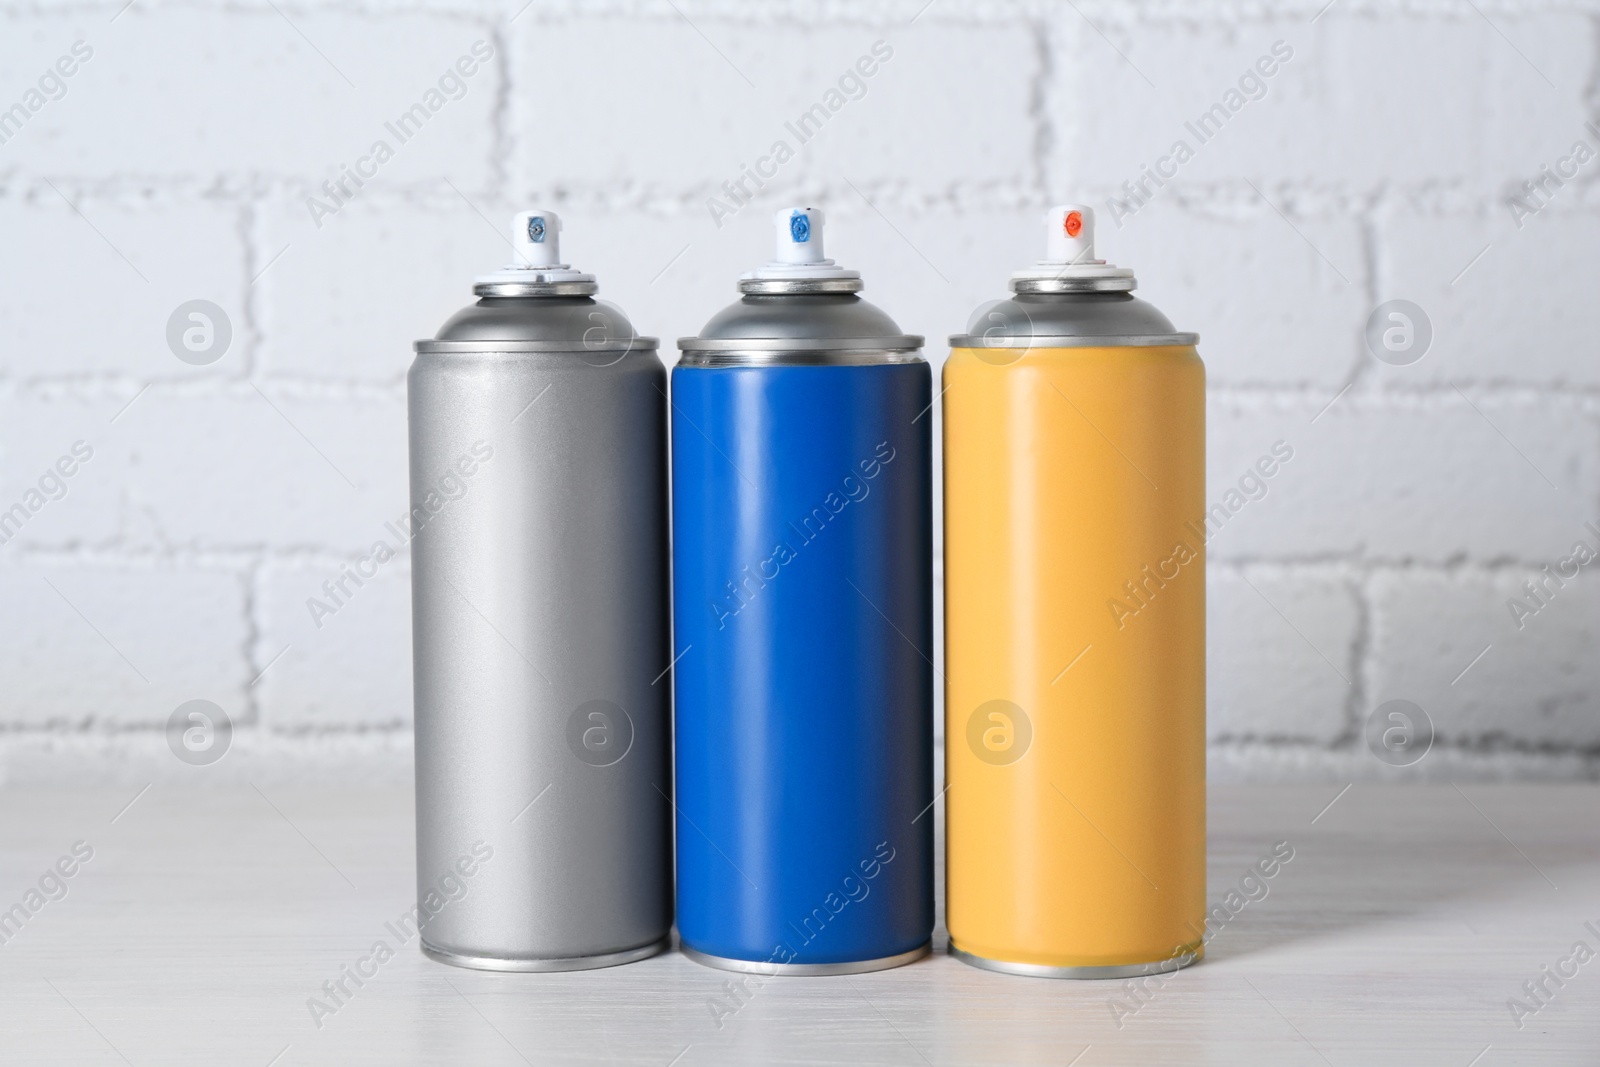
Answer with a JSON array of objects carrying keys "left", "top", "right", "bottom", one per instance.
[
  {"left": 409, "top": 211, "right": 672, "bottom": 970},
  {"left": 943, "top": 205, "right": 1206, "bottom": 978},
  {"left": 672, "top": 207, "right": 934, "bottom": 974}
]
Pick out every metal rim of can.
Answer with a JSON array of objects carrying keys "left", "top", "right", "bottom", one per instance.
[
  {"left": 676, "top": 348, "right": 925, "bottom": 367},
  {"left": 678, "top": 335, "right": 923, "bottom": 353},
  {"left": 946, "top": 332, "right": 1199, "bottom": 349},
  {"left": 420, "top": 935, "right": 672, "bottom": 972},
  {"left": 679, "top": 941, "right": 931, "bottom": 976},
  {"left": 947, "top": 943, "right": 1200, "bottom": 980},
  {"left": 473, "top": 279, "right": 600, "bottom": 298},
  {"left": 1010, "top": 276, "right": 1138, "bottom": 294},
  {"left": 737, "top": 277, "right": 864, "bottom": 295},
  {"left": 414, "top": 338, "right": 660, "bottom": 354}
]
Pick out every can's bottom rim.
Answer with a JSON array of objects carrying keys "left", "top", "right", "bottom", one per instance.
[
  {"left": 948, "top": 942, "right": 1200, "bottom": 980},
  {"left": 680, "top": 941, "right": 931, "bottom": 976},
  {"left": 420, "top": 935, "right": 670, "bottom": 973}
]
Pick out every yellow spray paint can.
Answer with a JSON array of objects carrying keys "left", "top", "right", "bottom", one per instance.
[{"left": 943, "top": 205, "right": 1205, "bottom": 978}]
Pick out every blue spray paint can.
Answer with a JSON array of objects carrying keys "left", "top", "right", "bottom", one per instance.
[{"left": 672, "top": 207, "right": 934, "bottom": 975}]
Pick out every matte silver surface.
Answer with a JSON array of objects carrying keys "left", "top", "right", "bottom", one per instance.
[
  {"left": 680, "top": 291, "right": 920, "bottom": 357},
  {"left": 409, "top": 293, "right": 672, "bottom": 964},
  {"left": 949, "top": 291, "right": 1199, "bottom": 349},
  {"left": 680, "top": 942, "right": 932, "bottom": 976},
  {"left": 420, "top": 935, "right": 670, "bottom": 973},
  {"left": 948, "top": 943, "right": 1199, "bottom": 980}
]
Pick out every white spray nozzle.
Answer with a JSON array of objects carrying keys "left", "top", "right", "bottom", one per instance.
[
  {"left": 743, "top": 206, "right": 860, "bottom": 283},
  {"left": 775, "top": 207, "right": 825, "bottom": 264},
  {"left": 1011, "top": 201, "right": 1134, "bottom": 289},
  {"left": 1044, "top": 204, "right": 1095, "bottom": 265},
  {"left": 513, "top": 210, "right": 564, "bottom": 268},
  {"left": 474, "top": 209, "right": 595, "bottom": 290}
]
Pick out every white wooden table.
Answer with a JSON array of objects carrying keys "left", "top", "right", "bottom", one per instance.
[{"left": 2, "top": 783, "right": 1595, "bottom": 1065}]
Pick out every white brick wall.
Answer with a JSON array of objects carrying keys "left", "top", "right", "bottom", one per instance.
[{"left": 1, "top": 0, "right": 1595, "bottom": 784}]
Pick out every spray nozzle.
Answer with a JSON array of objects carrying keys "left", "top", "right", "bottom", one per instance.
[
  {"left": 474, "top": 209, "right": 596, "bottom": 294},
  {"left": 774, "top": 207, "right": 825, "bottom": 264},
  {"left": 1011, "top": 203, "right": 1135, "bottom": 291},
  {"left": 512, "top": 210, "right": 565, "bottom": 268},
  {"left": 741, "top": 206, "right": 861, "bottom": 286},
  {"left": 1043, "top": 205, "right": 1098, "bottom": 266}
]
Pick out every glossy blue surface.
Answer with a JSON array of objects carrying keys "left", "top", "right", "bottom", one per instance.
[{"left": 670, "top": 362, "right": 934, "bottom": 966}]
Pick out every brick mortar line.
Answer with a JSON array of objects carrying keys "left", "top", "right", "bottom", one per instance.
[
  {"left": 4, "top": 180, "right": 1599, "bottom": 218},
  {"left": 1210, "top": 556, "right": 1600, "bottom": 574},
  {"left": 1208, "top": 735, "right": 1600, "bottom": 763},
  {"left": 240, "top": 557, "right": 268, "bottom": 727},
  {"left": 1347, "top": 203, "right": 1383, "bottom": 393},
  {"left": 1209, "top": 385, "right": 1600, "bottom": 407},
  {"left": 1209, "top": 731, "right": 1600, "bottom": 755},
  {"left": 1221, "top": 379, "right": 1600, "bottom": 396},
  {"left": 0, "top": 2, "right": 502, "bottom": 23},
  {"left": 4, "top": 546, "right": 416, "bottom": 568},
  {"left": 0, "top": 179, "right": 1033, "bottom": 206},
  {"left": 1340, "top": 571, "right": 1370, "bottom": 748},
  {"left": 237, "top": 199, "right": 264, "bottom": 377},
  {"left": 0, "top": 377, "right": 407, "bottom": 400},
  {"left": 2, "top": 1, "right": 1594, "bottom": 22},
  {"left": 0, "top": 722, "right": 412, "bottom": 737},
  {"left": 233, "top": 559, "right": 265, "bottom": 726}
]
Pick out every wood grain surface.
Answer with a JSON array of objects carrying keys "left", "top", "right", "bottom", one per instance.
[{"left": 1, "top": 783, "right": 1595, "bottom": 1065}]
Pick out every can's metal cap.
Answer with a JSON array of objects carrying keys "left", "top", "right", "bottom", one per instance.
[
  {"left": 1010, "top": 205, "right": 1136, "bottom": 294},
  {"left": 679, "top": 206, "right": 921, "bottom": 364},
  {"left": 416, "top": 211, "right": 657, "bottom": 354},
  {"left": 422, "top": 296, "right": 651, "bottom": 353},
  {"left": 473, "top": 210, "right": 598, "bottom": 297},
  {"left": 948, "top": 203, "right": 1197, "bottom": 350}
]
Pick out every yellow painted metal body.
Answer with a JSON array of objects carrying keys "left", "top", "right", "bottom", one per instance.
[{"left": 942, "top": 342, "right": 1206, "bottom": 971}]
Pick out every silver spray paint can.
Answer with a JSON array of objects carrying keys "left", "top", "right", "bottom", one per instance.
[{"left": 409, "top": 210, "right": 671, "bottom": 970}]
